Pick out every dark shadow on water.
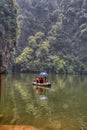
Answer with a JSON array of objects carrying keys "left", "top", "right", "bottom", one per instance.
[{"left": 0, "top": 74, "right": 2, "bottom": 99}]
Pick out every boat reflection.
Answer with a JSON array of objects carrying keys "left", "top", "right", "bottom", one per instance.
[
  {"left": 33, "top": 86, "right": 48, "bottom": 94},
  {"left": 33, "top": 86, "right": 50, "bottom": 100},
  {"left": 33, "top": 85, "right": 51, "bottom": 100}
]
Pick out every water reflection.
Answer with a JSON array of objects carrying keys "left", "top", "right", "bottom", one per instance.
[
  {"left": 33, "top": 86, "right": 51, "bottom": 100},
  {"left": 0, "top": 74, "right": 1, "bottom": 99},
  {"left": 0, "top": 74, "right": 87, "bottom": 130},
  {"left": 33, "top": 86, "right": 48, "bottom": 94}
]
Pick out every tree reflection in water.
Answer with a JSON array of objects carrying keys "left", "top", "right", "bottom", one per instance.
[
  {"left": 0, "top": 74, "right": 87, "bottom": 130},
  {"left": 0, "top": 74, "right": 1, "bottom": 99}
]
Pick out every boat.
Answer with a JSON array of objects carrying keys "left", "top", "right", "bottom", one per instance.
[
  {"left": 32, "top": 81, "right": 51, "bottom": 87},
  {"left": 33, "top": 72, "right": 51, "bottom": 87}
]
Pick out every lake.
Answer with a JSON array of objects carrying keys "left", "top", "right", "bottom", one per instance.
[{"left": 0, "top": 74, "right": 87, "bottom": 130}]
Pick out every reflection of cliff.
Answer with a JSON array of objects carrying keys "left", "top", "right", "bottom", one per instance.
[
  {"left": 0, "top": 0, "right": 17, "bottom": 73},
  {"left": 0, "top": 74, "right": 1, "bottom": 98},
  {"left": 53, "top": 75, "right": 66, "bottom": 90},
  {"left": 58, "top": 79, "right": 65, "bottom": 89},
  {"left": 6, "top": 76, "right": 53, "bottom": 126}
]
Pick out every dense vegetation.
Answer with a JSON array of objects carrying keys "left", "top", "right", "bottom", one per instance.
[
  {"left": 0, "top": 0, "right": 87, "bottom": 74},
  {"left": 0, "top": 0, "right": 17, "bottom": 73},
  {"left": 15, "top": 0, "right": 87, "bottom": 74}
]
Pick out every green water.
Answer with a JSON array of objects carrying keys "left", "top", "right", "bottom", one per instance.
[{"left": 0, "top": 74, "right": 87, "bottom": 130}]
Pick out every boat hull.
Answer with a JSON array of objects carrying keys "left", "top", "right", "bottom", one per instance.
[{"left": 32, "top": 82, "right": 51, "bottom": 87}]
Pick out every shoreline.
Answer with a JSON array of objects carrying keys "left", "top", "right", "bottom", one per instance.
[{"left": 0, "top": 125, "right": 39, "bottom": 130}]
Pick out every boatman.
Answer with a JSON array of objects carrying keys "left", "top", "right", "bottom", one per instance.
[{"left": 44, "top": 76, "right": 48, "bottom": 83}]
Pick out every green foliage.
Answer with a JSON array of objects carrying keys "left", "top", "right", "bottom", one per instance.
[
  {"left": 35, "top": 31, "right": 44, "bottom": 40},
  {"left": 40, "top": 41, "right": 50, "bottom": 52},
  {"left": 80, "top": 23, "right": 87, "bottom": 30},
  {"left": 13, "top": 0, "right": 19, "bottom": 10},
  {"left": 63, "top": 55, "right": 87, "bottom": 74},
  {"left": 0, "top": 0, "right": 17, "bottom": 45},
  {"left": 51, "top": 22, "right": 62, "bottom": 36},
  {"left": 16, "top": 47, "right": 33, "bottom": 63},
  {"left": 29, "top": 36, "right": 36, "bottom": 44},
  {"left": 28, "top": 36, "right": 36, "bottom": 49},
  {"left": 49, "top": 55, "right": 66, "bottom": 73},
  {"left": 16, "top": 21, "right": 23, "bottom": 43},
  {"left": 15, "top": 0, "right": 87, "bottom": 74},
  {"left": 0, "top": 0, "right": 17, "bottom": 73},
  {"left": 66, "top": 7, "right": 76, "bottom": 17},
  {"left": 80, "top": 28, "right": 87, "bottom": 40}
]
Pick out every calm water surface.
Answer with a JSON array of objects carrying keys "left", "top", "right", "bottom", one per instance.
[{"left": 0, "top": 74, "right": 87, "bottom": 130}]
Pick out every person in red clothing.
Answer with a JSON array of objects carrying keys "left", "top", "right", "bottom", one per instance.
[
  {"left": 36, "top": 77, "right": 41, "bottom": 83},
  {"left": 40, "top": 77, "right": 43, "bottom": 83}
]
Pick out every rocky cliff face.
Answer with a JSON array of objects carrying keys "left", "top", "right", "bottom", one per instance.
[
  {"left": 16, "top": 0, "right": 87, "bottom": 74},
  {"left": 0, "top": 0, "right": 17, "bottom": 73}
]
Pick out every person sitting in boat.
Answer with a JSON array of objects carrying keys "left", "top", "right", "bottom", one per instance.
[
  {"left": 44, "top": 77, "right": 48, "bottom": 83},
  {"left": 40, "top": 77, "right": 43, "bottom": 83},
  {"left": 36, "top": 77, "right": 41, "bottom": 83}
]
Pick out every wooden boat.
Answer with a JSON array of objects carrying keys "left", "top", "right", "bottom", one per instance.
[{"left": 32, "top": 81, "right": 51, "bottom": 87}]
